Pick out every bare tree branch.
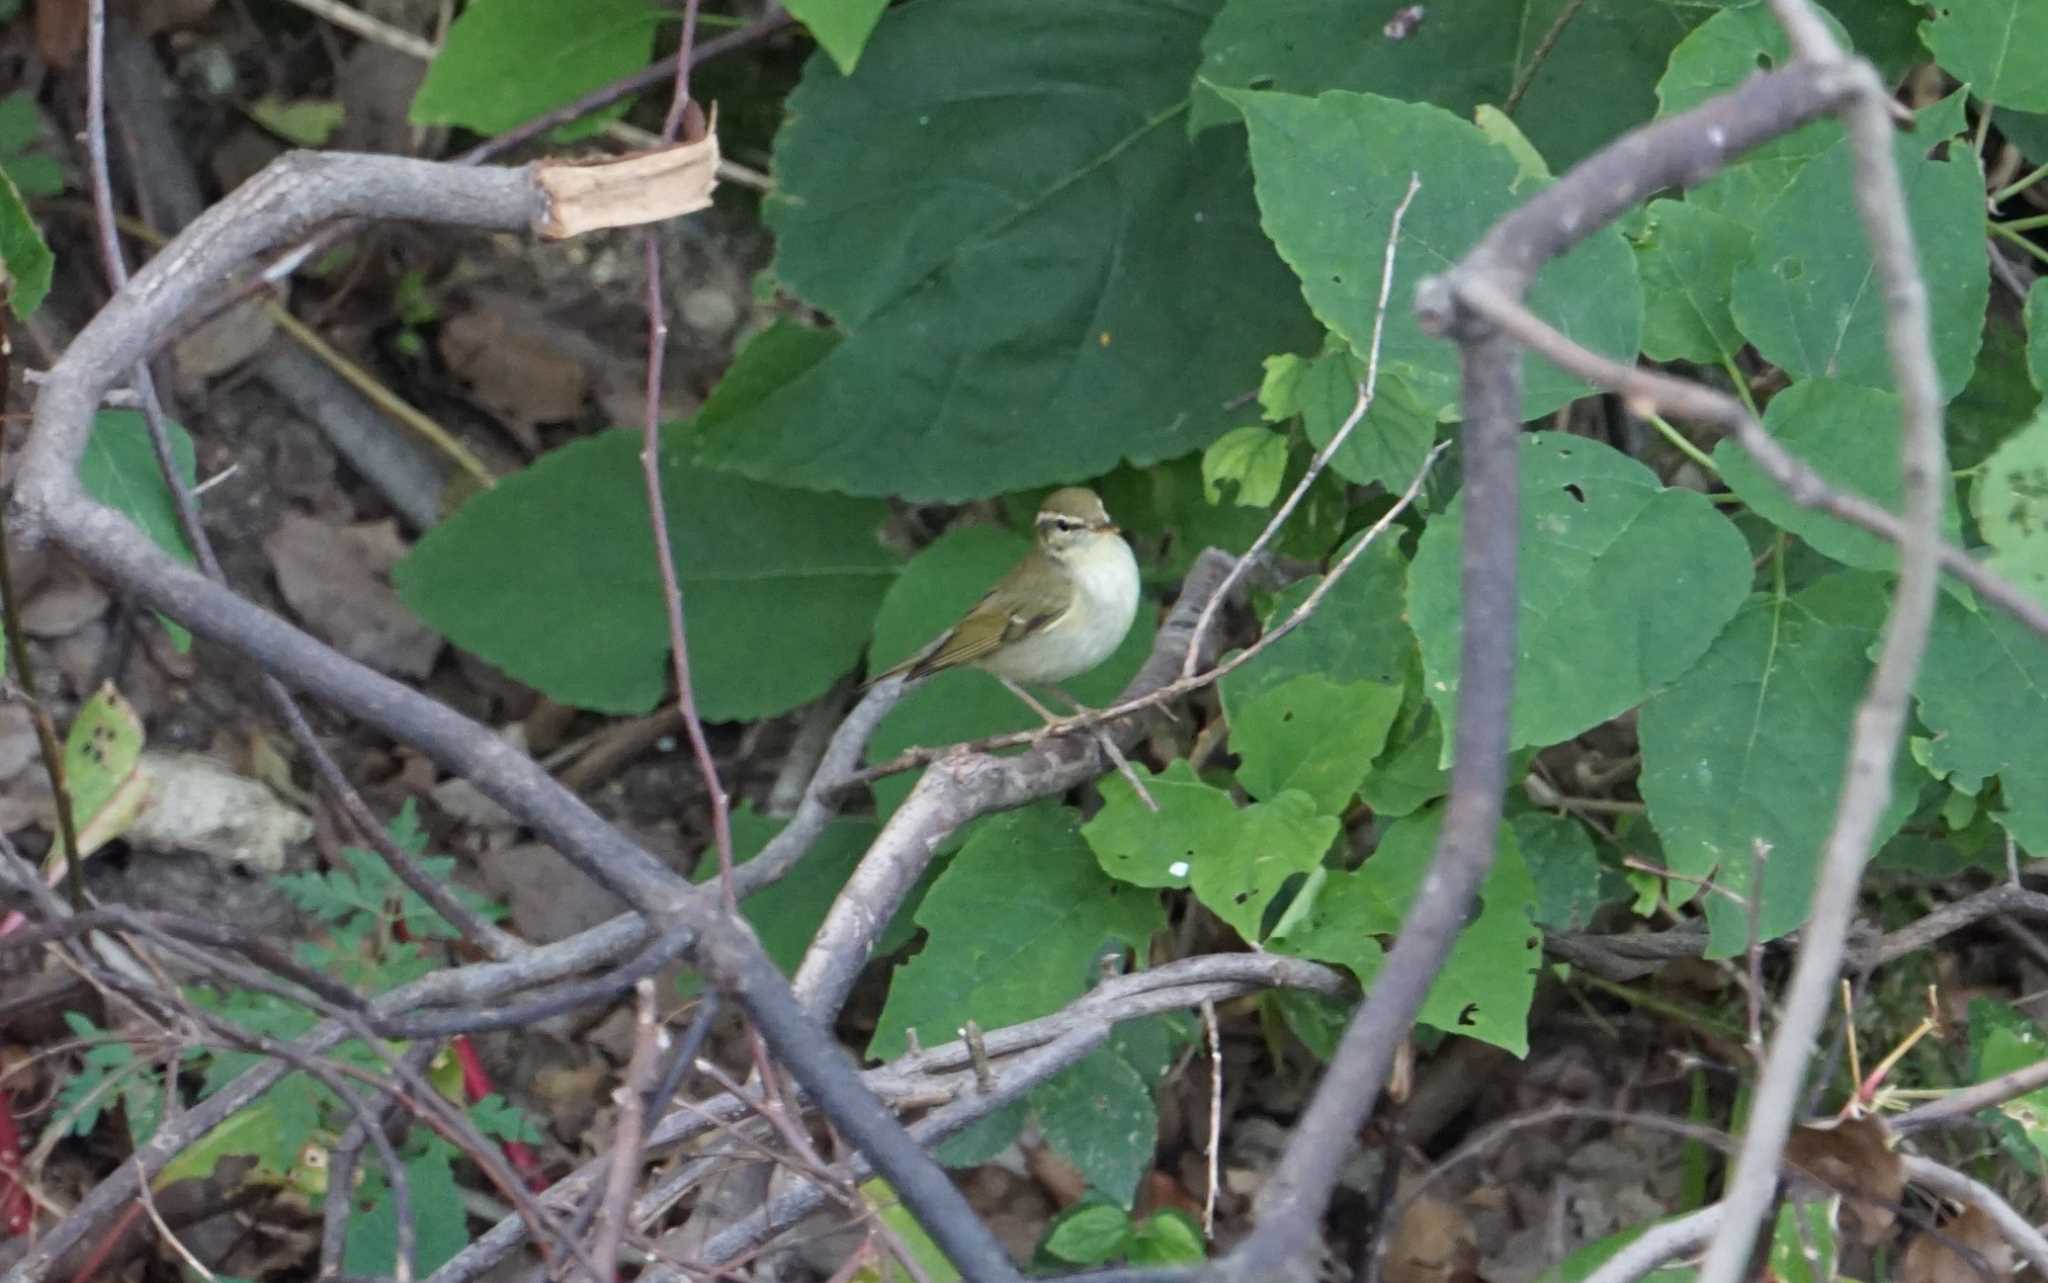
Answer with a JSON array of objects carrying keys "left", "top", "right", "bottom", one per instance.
[{"left": 1696, "top": 3, "right": 1947, "bottom": 1277}]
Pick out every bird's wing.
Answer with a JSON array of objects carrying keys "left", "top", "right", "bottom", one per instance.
[{"left": 874, "top": 556, "right": 1075, "bottom": 683}]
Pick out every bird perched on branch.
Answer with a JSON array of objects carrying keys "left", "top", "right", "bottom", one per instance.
[{"left": 870, "top": 486, "right": 1140, "bottom": 690}]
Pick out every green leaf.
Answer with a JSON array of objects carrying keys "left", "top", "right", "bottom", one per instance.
[
  {"left": 689, "top": 0, "right": 1318, "bottom": 500},
  {"left": 1032, "top": 1042, "right": 1158, "bottom": 1208},
  {"left": 1719, "top": 379, "right": 1965, "bottom": 574},
  {"left": 1639, "top": 573, "right": 1917, "bottom": 953},
  {"left": 1768, "top": 1201, "right": 1837, "bottom": 1283},
  {"left": 1085, "top": 761, "right": 1335, "bottom": 942},
  {"left": 862, "top": 524, "right": 1154, "bottom": 812},
  {"left": 1043, "top": 1203, "right": 1135, "bottom": 1265},
  {"left": 932, "top": 1100, "right": 1027, "bottom": 1168},
  {"left": 61, "top": 683, "right": 144, "bottom": 856},
  {"left": 1653, "top": 4, "right": 1847, "bottom": 226},
  {"left": 1084, "top": 759, "right": 1233, "bottom": 890},
  {"left": 1971, "top": 404, "right": 2048, "bottom": 604},
  {"left": 1273, "top": 806, "right": 1538, "bottom": 1054},
  {"left": 78, "top": 410, "right": 199, "bottom": 650},
  {"left": 868, "top": 804, "right": 1164, "bottom": 1060},
  {"left": 342, "top": 1142, "right": 468, "bottom": 1280},
  {"left": 409, "top": 0, "right": 661, "bottom": 138},
  {"left": 2028, "top": 278, "right": 2048, "bottom": 394},
  {"left": 1730, "top": 129, "right": 1987, "bottom": 401},
  {"left": 861, "top": 1179, "right": 966, "bottom": 1283},
  {"left": 1227, "top": 531, "right": 1413, "bottom": 699},
  {"left": 1128, "top": 1210, "right": 1208, "bottom": 1265},
  {"left": 1226, "top": 88, "right": 1643, "bottom": 426},
  {"left": 394, "top": 429, "right": 896, "bottom": 719},
  {"left": 1632, "top": 198, "right": 1752, "bottom": 364},
  {"left": 1227, "top": 673, "right": 1403, "bottom": 814},
  {"left": 1360, "top": 710, "right": 1450, "bottom": 818},
  {"left": 1305, "top": 359, "right": 1440, "bottom": 495},
  {"left": 1408, "top": 432, "right": 1751, "bottom": 751},
  {"left": 0, "top": 163, "right": 52, "bottom": 319},
  {"left": 1917, "top": 589, "right": 2048, "bottom": 851},
  {"left": 1512, "top": 810, "right": 1604, "bottom": 931},
  {"left": 0, "top": 92, "right": 61, "bottom": 199},
  {"left": 1972, "top": 1010, "right": 2048, "bottom": 1167},
  {"left": 80, "top": 412, "right": 199, "bottom": 567},
  {"left": 1923, "top": 0, "right": 2048, "bottom": 112},
  {"left": 1951, "top": 308, "right": 2044, "bottom": 469},
  {"left": 1202, "top": 426, "right": 1291, "bottom": 507},
  {"left": 1194, "top": 0, "right": 1712, "bottom": 171},
  {"left": 674, "top": 809, "right": 884, "bottom": 999},
  {"left": 785, "top": 0, "right": 890, "bottom": 73},
  {"left": 247, "top": 97, "right": 345, "bottom": 147}
]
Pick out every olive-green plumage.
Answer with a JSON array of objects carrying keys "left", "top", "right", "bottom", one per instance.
[{"left": 870, "top": 487, "right": 1140, "bottom": 687}]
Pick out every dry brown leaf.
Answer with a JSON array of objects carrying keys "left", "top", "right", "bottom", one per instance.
[
  {"left": 18, "top": 569, "right": 109, "bottom": 637},
  {"left": 35, "top": 0, "right": 87, "bottom": 68},
  {"left": 263, "top": 515, "right": 442, "bottom": 678},
  {"left": 174, "top": 290, "right": 280, "bottom": 385},
  {"left": 1901, "top": 1205, "right": 2015, "bottom": 1283},
  {"left": 438, "top": 308, "right": 589, "bottom": 431},
  {"left": 1782, "top": 1114, "right": 1901, "bottom": 1244},
  {"left": 1387, "top": 1193, "right": 1479, "bottom": 1283}
]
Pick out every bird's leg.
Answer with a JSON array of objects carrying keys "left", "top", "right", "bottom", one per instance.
[{"left": 997, "top": 678, "right": 1156, "bottom": 813}]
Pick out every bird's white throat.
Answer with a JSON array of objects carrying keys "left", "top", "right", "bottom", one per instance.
[{"left": 982, "top": 533, "right": 1140, "bottom": 684}]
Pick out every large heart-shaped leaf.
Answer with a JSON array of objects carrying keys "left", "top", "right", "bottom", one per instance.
[
  {"left": 1408, "top": 433, "right": 1750, "bottom": 751},
  {"left": 395, "top": 430, "right": 895, "bottom": 719},
  {"left": 686, "top": 0, "right": 1319, "bottom": 500}
]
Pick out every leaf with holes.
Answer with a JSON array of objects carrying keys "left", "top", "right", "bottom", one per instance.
[
  {"left": 1730, "top": 121, "right": 1986, "bottom": 401},
  {"left": 1923, "top": 0, "right": 2048, "bottom": 112},
  {"left": 1408, "top": 433, "right": 1751, "bottom": 752},
  {"left": 1272, "top": 805, "right": 1538, "bottom": 1054},
  {"left": 1653, "top": 4, "right": 1849, "bottom": 226},
  {"left": 1194, "top": 0, "right": 1713, "bottom": 170},
  {"left": 1632, "top": 198, "right": 1752, "bottom": 365}
]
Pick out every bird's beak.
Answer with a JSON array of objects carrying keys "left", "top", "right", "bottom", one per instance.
[{"left": 1098, "top": 522, "right": 1120, "bottom": 535}]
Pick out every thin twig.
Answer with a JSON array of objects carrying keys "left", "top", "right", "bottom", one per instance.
[
  {"left": 638, "top": 0, "right": 736, "bottom": 914},
  {"left": 1202, "top": 1000, "right": 1222, "bottom": 1239},
  {"left": 1503, "top": 0, "right": 1588, "bottom": 116},
  {"left": 1182, "top": 173, "right": 1423, "bottom": 680},
  {"left": 590, "top": 979, "right": 663, "bottom": 1283}
]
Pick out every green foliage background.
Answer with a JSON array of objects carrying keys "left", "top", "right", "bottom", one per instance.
[
  {"left": 12, "top": 0, "right": 2048, "bottom": 1240},
  {"left": 371, "top": 1, "right": 2048, "bottom": 1204}
]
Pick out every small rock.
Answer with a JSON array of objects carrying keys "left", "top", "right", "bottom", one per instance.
[
  {"left": 125, "top": 751, "right": 313, "bottom": 872},
  {"left": 19, "top": 572, "right": 109, "bottom": 637},
  {"left": 263, "top": 515, "right": 442, "bottom": 678},
  {"left": 679, "top": 287, "right": 740, "bottom": 336}
]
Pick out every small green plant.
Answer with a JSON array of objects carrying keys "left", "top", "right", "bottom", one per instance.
[{"left": 56, "top": 803, "right": 523, "bottom": 1277}]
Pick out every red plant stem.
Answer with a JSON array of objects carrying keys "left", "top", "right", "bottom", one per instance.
[
  {"left": 450, "top": 1036, "right": 547, "bottom": 1191},
  {"left": 0, "top": 1089, "right": 30, "bottom": 1235}
]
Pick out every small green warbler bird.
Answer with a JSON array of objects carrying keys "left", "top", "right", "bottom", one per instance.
[{"left": 873, "top": 486, "right": 1141, "bottom": 688}]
